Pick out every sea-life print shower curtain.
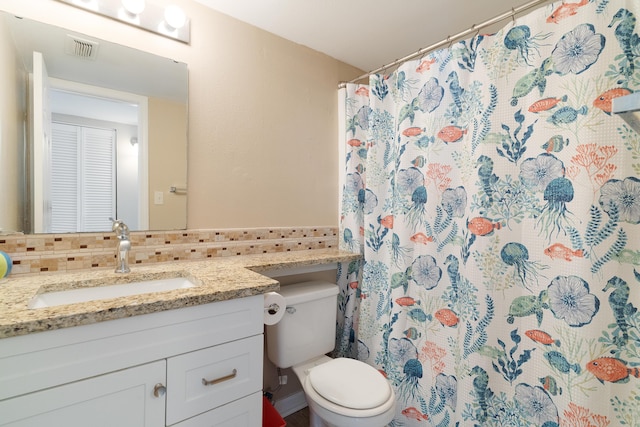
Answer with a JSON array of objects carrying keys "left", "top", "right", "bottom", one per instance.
[{"left": 337, "top": 0, "right": 640, "bottom": 425}]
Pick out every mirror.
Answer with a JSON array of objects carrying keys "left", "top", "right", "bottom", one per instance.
[{"left": 0, "top": 11, "right": 188, "bottom": 234}]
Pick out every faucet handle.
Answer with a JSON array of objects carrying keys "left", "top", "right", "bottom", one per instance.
[{"left": 109, "top": 218, "right": 130, "bottom": 237}]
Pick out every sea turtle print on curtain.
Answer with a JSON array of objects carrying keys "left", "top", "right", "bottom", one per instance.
[{"left": 337, "top": 0, "right": 640, "bottom": 425}]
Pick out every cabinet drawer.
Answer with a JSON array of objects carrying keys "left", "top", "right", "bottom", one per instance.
[
  {"left": 166, "top": 334, "right": 263, "bottom": 425},
  {"left": 171, "top": 391, "right": 262, "bottom": 427}
]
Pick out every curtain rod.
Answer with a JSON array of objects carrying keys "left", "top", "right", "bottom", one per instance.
[{"left": 338, "top": 0, "right": 554, "bottom": 88}]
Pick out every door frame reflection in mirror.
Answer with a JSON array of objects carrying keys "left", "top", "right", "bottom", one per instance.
[{"left": 35, "top": 77, "right": 149, "bottom": 232}]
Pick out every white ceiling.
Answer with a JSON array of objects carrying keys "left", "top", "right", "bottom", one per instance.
[{"left": 193, "top": 0, "right": 552, "bottom": 72}]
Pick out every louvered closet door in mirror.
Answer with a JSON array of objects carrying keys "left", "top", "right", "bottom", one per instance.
[{"left": 50, "top": 122, "right": 116, "bottom": 233}]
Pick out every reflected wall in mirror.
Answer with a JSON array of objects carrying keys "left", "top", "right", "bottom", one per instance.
[{"left": 0, "top": 11, "right": 188, "bottom": 234}]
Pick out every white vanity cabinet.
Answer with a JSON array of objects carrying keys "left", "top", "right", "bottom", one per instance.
[{"left": 0, "top": 295, "right": 264, "bottom": 427}]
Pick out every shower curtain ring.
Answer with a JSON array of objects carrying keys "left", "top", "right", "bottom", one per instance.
[
  {"left": 512, "top": 7, "right": 516, "bottom": 24},
  {"left": 447, "top": 35, "right": 452, "bottom": 48},
  {"left": 471, "top": 23, "right": 479, "bottom": 39}
]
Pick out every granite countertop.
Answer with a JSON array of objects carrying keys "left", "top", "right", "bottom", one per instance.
[{"left": 0, "top": 249, "right": 360, "bottom": 339}]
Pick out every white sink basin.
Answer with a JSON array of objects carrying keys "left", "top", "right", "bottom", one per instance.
[{"left": 28, "top": 277, "right": 196, "bottom": 309}]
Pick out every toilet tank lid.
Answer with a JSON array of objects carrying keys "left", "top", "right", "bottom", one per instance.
[{"left": 277, "top": 281, "right": 338, "bottom": 305}]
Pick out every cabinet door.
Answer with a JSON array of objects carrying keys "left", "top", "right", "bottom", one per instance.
[
  {"left": 172, "top": 391, "right": 262, "bottom": 427},
  {"left": 0, "top": 360, "right": 166, "bottom": 427}
]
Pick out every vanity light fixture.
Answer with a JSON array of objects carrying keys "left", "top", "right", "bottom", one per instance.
[
  {"left": 56, "top": 0, "right": 190, "bottom": 44},
  {"left": 78, "top": 0, "right": 100, "bottom": 12}
]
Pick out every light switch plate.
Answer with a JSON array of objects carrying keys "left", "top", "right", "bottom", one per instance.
[{"left": 154, "top": 191, "right": 164, "bottom": 205}]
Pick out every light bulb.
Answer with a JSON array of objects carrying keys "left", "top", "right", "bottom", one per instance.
[
  {"left": 121, "top": 0, "right": 145, "bottom": 15},
  {"left": 164, "top": 4, "right": 186, "bottom": 30}
]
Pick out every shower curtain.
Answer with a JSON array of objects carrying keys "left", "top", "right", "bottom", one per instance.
[{"left": 337, "top": 0, "right": 640, "bottom": 425}]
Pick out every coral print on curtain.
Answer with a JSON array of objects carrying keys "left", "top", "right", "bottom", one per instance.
[{"left": 337, "top": 0, "right": 640, "bottom": 425}]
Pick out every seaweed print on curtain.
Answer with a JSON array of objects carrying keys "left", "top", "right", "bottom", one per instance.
[{"left": 338, "top": 0, "right": 640, "bottom": 425}]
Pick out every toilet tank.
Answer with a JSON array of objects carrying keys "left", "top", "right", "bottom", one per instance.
[{"left": 266, "top": 281, "right": 339, "bottom": 369}]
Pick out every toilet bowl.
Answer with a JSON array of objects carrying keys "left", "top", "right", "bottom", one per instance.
[
  {"left": 292, "top": 356, "right": 396, "bottom": 427},
  {"left": 266, "top": 281, "right": 396, "bottom": 427}
]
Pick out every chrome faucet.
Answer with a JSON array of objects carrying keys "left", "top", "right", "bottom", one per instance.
[{"left": 110, "top": 218, "right": 131, "bottom": 273}]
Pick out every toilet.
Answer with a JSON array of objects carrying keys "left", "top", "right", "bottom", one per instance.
[{"left": 266, "top": 281, "right": 396, "bottom": 427}]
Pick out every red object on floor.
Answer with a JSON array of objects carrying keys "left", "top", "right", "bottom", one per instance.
[{"left": 263, "top": 396, "right": 286, "bottom": 427}]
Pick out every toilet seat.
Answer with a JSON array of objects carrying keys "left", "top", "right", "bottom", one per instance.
[
  {"left": 308, "top": 358, "right": 391, "bottom": 409},
  {"left": 301, "top": 372, "right": 395, "bottom": 420}
]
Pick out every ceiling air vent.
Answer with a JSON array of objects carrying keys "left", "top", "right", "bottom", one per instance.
[{"left": 65, "top": 35, "right": 99, "bottom": 60}]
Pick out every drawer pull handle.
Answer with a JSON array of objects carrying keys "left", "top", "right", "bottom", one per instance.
[{"left": 202, "top": 369, "right": 237, "bottom": 386}]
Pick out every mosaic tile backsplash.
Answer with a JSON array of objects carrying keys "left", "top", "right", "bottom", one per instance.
[{"left": 0, "top": 226, "right": 338, "bottom": 277}]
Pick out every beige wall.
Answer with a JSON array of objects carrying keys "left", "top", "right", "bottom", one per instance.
[
  {"left": 1, "top": 0, "right": 362, "bottom": 230},
  {"left": 148, "top": 96, "right": 188, "bottom": 230},
  {"left": 0, "top": 13, "right": 26, "bottom": 233}
]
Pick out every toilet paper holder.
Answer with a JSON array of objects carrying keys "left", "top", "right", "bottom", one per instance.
[
  {"left": 264, "top": 304, "right": 296, "bottom": 315},
  {"left": 265, "top": 303, "right": 280, "bottom": 315},
  {"left": 263, "top": 292, "right": 287, "bottom": 325}
]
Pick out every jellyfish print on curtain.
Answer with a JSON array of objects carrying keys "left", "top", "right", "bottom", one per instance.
[{"left": 337, "top": 0, "right": 640, "bottom": 425}]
